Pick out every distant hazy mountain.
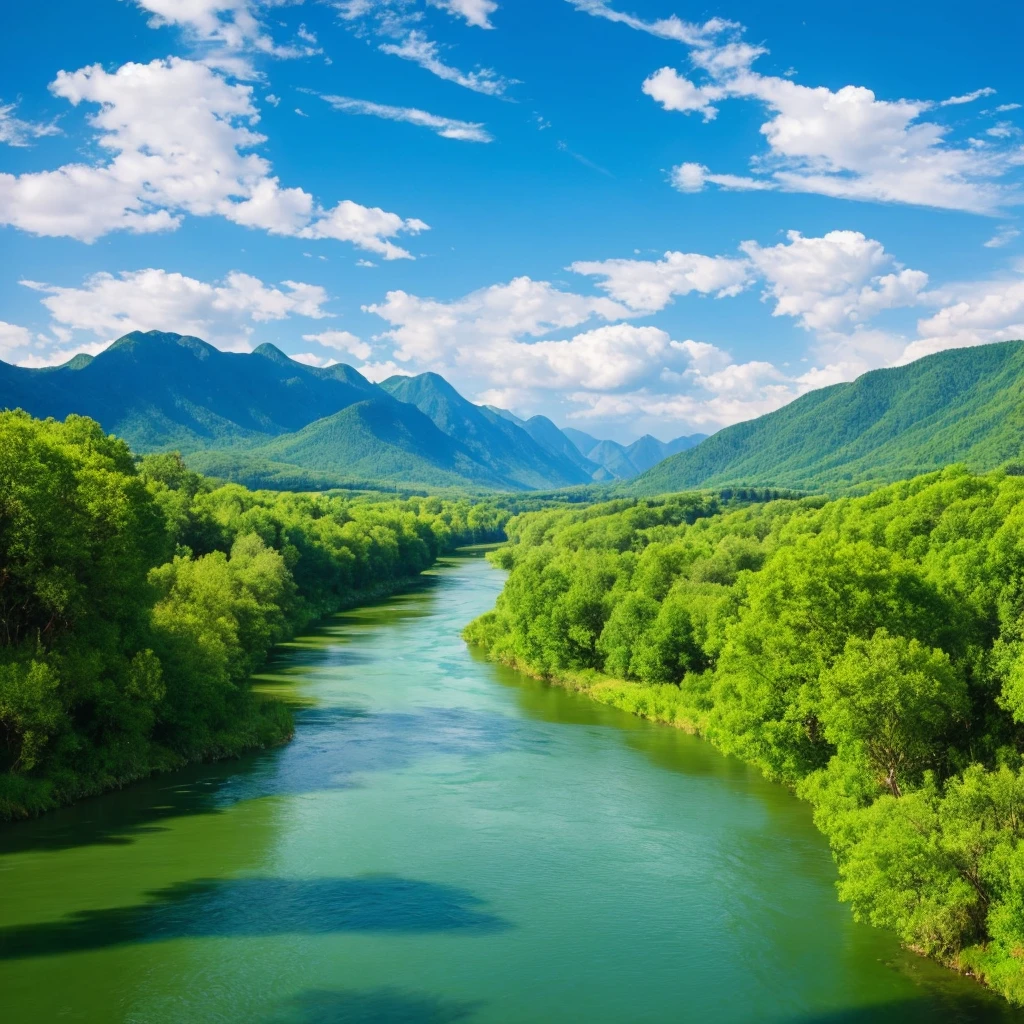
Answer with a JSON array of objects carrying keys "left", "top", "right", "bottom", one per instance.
[
  {"left": 561, "top": 427, "right": 707, "bottom": 480},
  {"left": 632, "top": 339, "right": 1024, "bottom": 495},
  {"left": 0, "top": 331, "right": 605, "bottom": 491},
  {"left": 380, "top": 373, "right": 592, "bottom": 488}
]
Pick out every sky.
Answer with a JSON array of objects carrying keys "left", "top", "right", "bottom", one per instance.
[{"left": 1, "top": 0, "right": 1023, "bottom": 443}]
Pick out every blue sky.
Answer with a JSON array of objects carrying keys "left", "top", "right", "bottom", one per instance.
[{"left": 1, "top": 0, "right": 1023, "bottom": 442}]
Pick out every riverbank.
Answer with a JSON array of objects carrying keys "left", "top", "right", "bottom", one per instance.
[{"left": 462, "top": 477, "right": 1024, "bottom": 1008}]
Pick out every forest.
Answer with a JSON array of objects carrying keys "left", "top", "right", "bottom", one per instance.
[
  {"left": 0, "top": 410, "right": 509, "bottom": 820},
  {"left": 466, "top": 470, "right": 1024, "bottom": 1005}
]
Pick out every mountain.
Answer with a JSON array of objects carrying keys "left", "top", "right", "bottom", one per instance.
[
  {"left": 562, "top": 427, "right": 601, "bottom": 455},
  {"left": 379, "top": 373, "right": 593, "bottom": 488},
  {"left": 625, "top": 433, "right": 707, "bottom": 473},
  {"left": 0, "top": 330, "right": 603, "bottom": 491},
  {"left": 561, "top": 427, "right": 707, "bottom": 479},
  {"left": 520, "top": 414, "right": 603, "bottom": 477},
  {"left": 253, "top": 399, "right": 503, "bottom": 489},
  {"left": 0, "top": 331, "right": 380, "bottom": 451},
  {"left": 632, "top": 339, "right": 1024, "bottom": 495}
]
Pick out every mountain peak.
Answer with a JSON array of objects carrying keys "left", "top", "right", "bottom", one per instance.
[
  {"left": 252, "top": 343, "right": 292, "bottom": 365},
  {"left": 105, "top": 330, "right": 214, "bottom": 360}
]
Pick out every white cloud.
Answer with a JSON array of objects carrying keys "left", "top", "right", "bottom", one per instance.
[
  {"left": 365, "top": 275, "right": 634, "bottom": 363},
  {"left": 626, "top": 13, "right": 1023, "bottom": 214},
  {"left": 996, "top": 103, "right": 1021, "bottom": 113},
  {"left": 642, "top": 67, "right": 720, "bottom": 121},
  {"left": 356, "top": 359, "right": 410, "bottom": 382},
  {"left": 669, "top": 162, "right": 772, "bottom": 193},
  {"left": 987, "top": 121, "right": 1020, "bottom": 139},
  {"left": 0, "top": 321, "right": 33, "bottom": 360},
  {"left": 302, "top": 329, "right": 371, "bottom": 360},
  {"left": 670, "top": 162, "right": 708, "bottom": 192},
  {"left": 130, "top": 0, "right": 319, "bottom": 71},
  {"left": 20, "top": 268, "right": 331, "bottom": 353},
  {"left": 905, "top": 276, "right": 1024, "bottom": 362},
  {"left": 984, "top": 226, "right": 1021, "bottom": 248},
  {"left": 317, "top": 93, "right": 492, "bottom": 141},
  {"left": 570, "top": 249, "right": 752, "bottom": 313},
  {"left": 0, "top": 59, "right": 427, "bottom": 257},
  {"left": 0, "top": 101, "right": 60, "bottom": 146},
  {"left": 429, "top": 0, "right": 498, "bottom": 30},
  {"left": 565, "top": 1, "right": 737, "bottom": 47},
  {"left": 379, "top": 30, "right": 510, "bottom": 95},
  {"left": 740, "top": 230, "right": 929, "bottom": 332},
  {"left": 334, "top": 2, "right": 511, "bottom": 94},
  {"left": 356, "top": 258, "right": 377, "bottom": 267},
  {"left": 476, "top": 324, "right": 684, "bottom": 390},
  {"left": 939, "top": 87, "right": 996, "bottom": 107},
  {"left": 290, "top": 352, "right": 340, "bottom": 368}
]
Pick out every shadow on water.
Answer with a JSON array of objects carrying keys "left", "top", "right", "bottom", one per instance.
[
  {"left": 263, "top": 988, "right": 481, "bottom": 1024},
  {"left": 781, "top": 992, "right": 1023, "bottom": 1024},
  {"left": 0, "top": 875, "right": 509, "bottom": 961},
  {"left": 0, "top": 703, "right": 526, "bottom": 856}
]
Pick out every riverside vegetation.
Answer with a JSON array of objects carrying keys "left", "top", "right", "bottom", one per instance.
[
  {"left": 465, "top": 473, "right": 1024, "bottom": 1005},
  {"left": 0, "top": 410, "right": 509, "bottom": 819}
]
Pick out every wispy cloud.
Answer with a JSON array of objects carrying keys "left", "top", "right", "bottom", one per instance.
[
  {"left": 0, "top": 101, "right": 60, "bottom": 146},
  {"left": 316, "top": 92, "right": 492, "bottom": 141}
]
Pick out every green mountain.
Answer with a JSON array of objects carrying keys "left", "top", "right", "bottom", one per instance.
[
  {"left": 380, "top": 373, "right": 592, "bottom": 488},
  {"left": 632, "top": 339, "right": 1024, "bottom": 495},
  {"left": 0, "top": 330, "right": 607, "bottom": 491},
  {"left": 253, "top": 399, "right": 502, "bottom": 489},
  {"left": 0, "top": 331, "right": 379, "bottom": 451}
]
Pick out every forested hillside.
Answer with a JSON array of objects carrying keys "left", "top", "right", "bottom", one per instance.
[
  {"left": 467, "top": 472, "right": 1024, "bottom": 1003},
  {"left": 0, "top": 331, "right": 598, "bottom": 491},
  {"left": 0, "top": 410, "right": 508, "bottom": 819},
  {"left": 633, "top": 339, "right": 1024, "bottom": 494}
]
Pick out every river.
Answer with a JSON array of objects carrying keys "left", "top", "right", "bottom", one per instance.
[{"left": 0, "top": 551, "right": 1020, "bottom": 1023}]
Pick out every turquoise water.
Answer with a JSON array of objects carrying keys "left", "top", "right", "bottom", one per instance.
[{"left": 0, "top": 551, "right": 1019, "bottom": 1023}]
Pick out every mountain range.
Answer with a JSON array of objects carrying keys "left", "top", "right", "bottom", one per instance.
[
  {"left": 631, "top": 338, "right": 1024, "bottom": 495},
  {"left": 0, "top": 331, "right": 677, "bottom": 491},
  {"left": 6, "top": 330, "right": 1024, "bottom": 494}
]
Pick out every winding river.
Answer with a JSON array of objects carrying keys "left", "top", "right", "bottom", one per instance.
[{"left": 1, "top": 551, "right": 1021, "bottom": 1023}]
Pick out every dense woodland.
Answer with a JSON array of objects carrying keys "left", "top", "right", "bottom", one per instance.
[
  {"left": 466, "top": 472, "right": 1024, "bottom": 1004},
  {"left": 0, "top": 411, "right": 509, "bottom": 819}
]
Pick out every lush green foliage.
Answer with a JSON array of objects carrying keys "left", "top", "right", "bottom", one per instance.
[
  {"left": 0, "top": 411, "right": 509, "bottom": 819},
  {"left": 632, "top": 337, "right": 1024, "bottom": 495},
  {"left": 467, "top": 469, "right": 1024, "bottom": 1001}
]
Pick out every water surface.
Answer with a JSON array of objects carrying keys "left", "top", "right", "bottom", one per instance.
[{"left": 1, "top": 552, "right": 1019, "bottom": 1023}]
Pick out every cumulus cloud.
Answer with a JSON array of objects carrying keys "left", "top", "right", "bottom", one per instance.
[
  {"left": 0, "top": 58, "right": 427, "bottom": 257},
  {"left": 641, "top": 67, "right": 720, "bottom": 121},
  {"left": 301, "top": 329, "right": 372, "bottom": 360},
  {"left": 316, "top": 93, "right": 492, "bottom": 141},
  {"left": 0, "top": 321, "right": 34, "bottom": 361},
  {"left": 20, "top": 268, "right": 331, "bottom": 354},
  {"left": 740, "top": 230, "right": 930, "bottom": 332},
  {"left": 570, "top": 249, "right": 752, "bottom": 313},
  {"left": 590, "top": 2, "right": 1023, "bottom": 214},
  {"left": 365, "top": 276, "right": 634, "bottom": 363},
  {"left": 904, "top": 276, "right": 1024, "bottom": 362}
]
